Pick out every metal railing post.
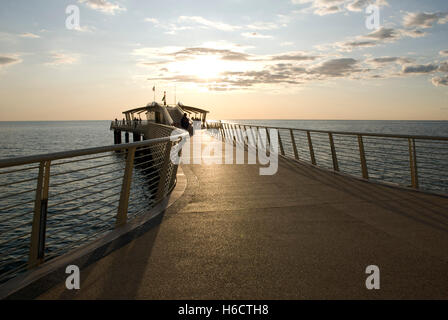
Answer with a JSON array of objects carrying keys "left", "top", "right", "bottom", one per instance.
[
  {"left": 234, "top": 124, "right": 240, "bottom": 144},
  {"left": 307, "top": 131, "right": 316, "bottom": 165},
  {"left": 116, "top": 147, "right": 136, "bottom": 227},
  {"left": 265, "top": 127, "right": 271, "bottom": 147},
  {"left": 221, "top": 123, "right": 225, "bottom": 141},
  {"left": 258, "top": 126, "right": 266, "bottom": 151},
  {"left": 231, "top": 124, "right": 237, "bottom": 147},
  {"left": 28, "top": 160, "right": 50, "bottom": 268},
  {"left": 242, "top": 125, "right": 247, "bottom": 147},
  {"left": 233, "top": 124, "right": 239, "bottom": 144},
  {"left": 236, "top": 124, "right": 241, "bottom": 144},
  {"left": 156, "top": 141, "right": 174, "bottom": 201},
  {"left": 328, "top": 133, "right": 339, "bottom": 171},
  {"left": 168, "top": 141, "right": 180, "bottom": 191},
  {"left": 357, "top": 135, "right": 369, "bottom": 179},
  {"left": 249, "top": 126, "right": 257, "bottom": 150},
  {"left": 242, "top": 125, "right": 247, "bottom": 149},
  {"left": 278, "top": 130, "right": 285, "bottom": 156},
  {"left": 222, "top": 123, "right": 226, "bottom": 141},
  {"left": 408, "top": 138, "right": 419, "bottom": 189},
  {"left": 290, "top": 129, "right": 299, "bottom": 160}
]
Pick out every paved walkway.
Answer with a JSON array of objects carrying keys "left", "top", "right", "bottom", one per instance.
[{"left": 38, "top": 132, "right": 448, "bottom": 299}]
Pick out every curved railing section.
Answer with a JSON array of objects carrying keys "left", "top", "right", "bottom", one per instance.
[
  {"left": 206, "top": 121, "right": 448, "bottom": 195},
  {"left": 0, "top": 124, "right": 187, "bottom": 284}
]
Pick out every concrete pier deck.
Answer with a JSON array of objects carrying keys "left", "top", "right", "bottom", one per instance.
[{"left": 37, "top": 132, "right": 448, "bottom": 299}]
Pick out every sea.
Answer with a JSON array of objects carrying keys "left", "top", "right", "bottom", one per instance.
[
  {"left": 0, "top": 120, "right": 447, "bottom": 282},
  {"left": 1, "top": 120, "right": 447, "bottom": 159}
]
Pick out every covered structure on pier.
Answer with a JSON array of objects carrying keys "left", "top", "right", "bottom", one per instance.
[{"left": 122, "top": 102, "right": 209, "bottom": 128}]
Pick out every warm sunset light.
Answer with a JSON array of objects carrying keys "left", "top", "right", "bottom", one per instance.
[
  {"left": 1, "top": 1, "right": 448, "bottom": 304},
  {"left": 172, "top": 56, "right": 231, "bottom": 80},
  {"left": 0, "top": 0, "right": 447, "bottom": 121}
]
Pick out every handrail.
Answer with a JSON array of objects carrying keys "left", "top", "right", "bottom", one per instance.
[
  {"left": 206, "top": 120, "right": 448, "bottom": 195},
  {"left": 217, "top": 121, "right": 448, "bottom": 141},
  {"left": 0, "top": 124, "right": 188, "bottom": 284},
  {"left": 0, "top": 131, "right": 185, "bottom": 169}
]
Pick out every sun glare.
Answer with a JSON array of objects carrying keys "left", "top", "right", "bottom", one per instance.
[{"left": 172, "top": 55, "right": 237, "bottom": 80}]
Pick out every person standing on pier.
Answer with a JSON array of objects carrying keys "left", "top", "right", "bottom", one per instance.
[
  {"left": 162, "top": 91, "right": 167, "bottom": 106},
  {"left": 181, "top": 113, "right": 193, "bottom": 136}
]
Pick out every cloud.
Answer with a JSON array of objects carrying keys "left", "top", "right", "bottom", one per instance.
[
  {"left": 147, "top": 15, "right": 286, "bottom": 36},
  {"left": 19, "top": 33, "right": 40, "bottom": 39},
  {"left": 164, "top": 24, "right": 195, "bottom": 35},
  {"left": 347, "top": 0, "right": 388, "bottom": 12},
  {"left": 292, "top": 0, "right": 388, "bottom": 15},
  {"left": 367, "top": 57, "right": 412, "bottom": 65},
  {"left": 403, "top": 12, "right": 448, "bottom": 29},
  {"left": 170, "top": 47, "right": 253, "bottom": 61},
  {"left": 148, "top": 16, "right": 243, "bottom": 35},
  {"left": 399, "top": 29, "right": 427, "bottom": 38},
  {"left": 178, "top": 16, "right": 240, "bottom": 31},
  {"left": 216, "top": 58, "right": 363, "bottom": 89},
  {"left": 45, "top": 53, "right": 79, "bottom": 66},
  {"left": 145, "top": 18, "right": 159, "bottom": 24},
  {"left": 72, "top": 25, "right": 96, "bottom": 33},
  {"left": 432, "top": 76, "right": 448, "bottom": 87},
  {"left": 439, "top": 62, "right": 448, "bottom": 73},
  {"left": 246, "top": 22, "right": 279, "bottom": 30},
  {"left": 309, "top": 58, "right": 361, "bottom": 77},
  {"left": 293, "top": 0, "right": 345, "bottom": 15},
  {"left": 271, "top": 52, "right": 318, "bottom": 61},
  {"left": 330, "top": 27, "right": 427, "bottom": 52},
  {"left": 363, "top": 27, "right": 398, "bottom": 41},
  {"left": 0, "top": 55, "right": 22, "bottom": 68},
  {"left": 402, "top": 64, "right": 439, "bottom": 74},
  {"left": 315, "top": 5, "right": 343, "bottom": 16},
  {"left": 220, "top": 69, "right": 302, "bottom": 88},
  {"left": 134, "top": 41, "right": 446, "bottom": 91},
  {"left": 336, "top": 40, "right": 377, "bottom": 51},
  {"left": 78, "top": 0, "right": 126, "bottom": 15},
  {"left": 241, "top": 32, "right": 272, "bottom": 39}
]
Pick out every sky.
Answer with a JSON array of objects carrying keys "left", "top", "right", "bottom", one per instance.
[{"left": 0, "top": 0, "right": 448, "bottom": 121}]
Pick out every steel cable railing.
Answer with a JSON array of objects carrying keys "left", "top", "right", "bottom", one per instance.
[
  {"left": 206, "top": 121, "right": 448, "bottom": 195},
  {"left": 0, "top": 125, "right": 187, "bottom": 284}
]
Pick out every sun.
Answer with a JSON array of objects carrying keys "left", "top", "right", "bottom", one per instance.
[{"left": 172, "top": 55, "right": 229, "bottom": 80}]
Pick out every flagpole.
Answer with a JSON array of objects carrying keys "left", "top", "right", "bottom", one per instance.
[{"left": 153, "top": 84, "right": 155, "bottom": 102}]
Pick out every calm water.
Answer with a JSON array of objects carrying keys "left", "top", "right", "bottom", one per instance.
[
  {"left": 225, "top": 119, "right": 448, "bottom": 195},
  {"left": 1, "top": 120, "right": 447, "bottom": 159},
  {"left": 227, "top": 120, "right": 448, "bottom": 137},
  {"left": 0, "top": 120, "right": 447, "bottom": 282},
  {"left": 0, "top": 121, "right": 161, "bottom": 282},
  {"left": 0, "top": 121, "right": 115, "bottom": 159}
]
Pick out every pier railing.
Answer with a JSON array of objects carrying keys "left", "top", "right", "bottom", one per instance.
[
  {"left": 0, "top": 127, "right": 187, "bottom": 284},
  {"left": 206, "top": 121, "right": 448, "bottom": 195}
]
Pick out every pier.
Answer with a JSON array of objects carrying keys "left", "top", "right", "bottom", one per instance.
[
  {"left": 0, "top": 120, "right": 447, "bottom": 299},
  {"left": 37, "top": 132, "right": 448, "bottom": 298}
]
